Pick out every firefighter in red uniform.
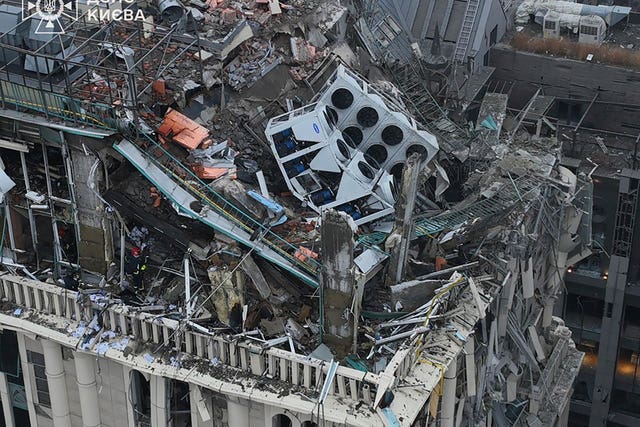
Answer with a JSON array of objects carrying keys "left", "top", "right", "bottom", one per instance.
[{"left": 125, "top": 247, "right": 148, "bottom": 291}]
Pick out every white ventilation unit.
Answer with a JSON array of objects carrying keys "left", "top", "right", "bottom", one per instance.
[
  {"left": 543, "top": 11, "right": 561, "bottom": 39},
  {"left": 265, "top": 64, "right": 439, "bottom": 225},
  {"left": 579, "top": 15, "right": 606, "bottom": 45}
]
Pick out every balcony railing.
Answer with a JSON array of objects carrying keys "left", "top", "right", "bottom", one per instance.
[
  {"left": 0, "top": 79, "right": 118, "bottom": 130},
  {"left": 0, "top": 273, "right": 379, "bottom": 404}
]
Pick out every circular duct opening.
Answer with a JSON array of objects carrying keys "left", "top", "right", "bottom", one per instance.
[
  {"left": 343, "top": 127, "right": 363, "bottom": 146},
  {"left": 337, "top": 139, "right": 350, "bottom": 159},
  {"left": 406, "top": 144, "right": 429, "bottom": 161},
  {"left": 390, "top": 163, "right": 404, "bottom": 180},
  {"left": 357, "top": 107, "right": 379, "bottom": 128},
  {"left": 325, "top": 106, "right": 338, "bottom": 126},
  {"left": 331, "top": 88, "right": 354, "bottom": 109},
  {"left": 358, "top": 161, "right": 375, "bottom": 180},
  {"left": 382, "top": 125, "right": 404, "bottom": 146},
  {"left": 365, "top": 144, "right": 388, "bottom": 168},
  {"left": 159, "top": 0, "right": 185, "bottom": 23}
]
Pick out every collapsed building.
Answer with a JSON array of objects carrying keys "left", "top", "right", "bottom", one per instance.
[{"left": 4, "top": 0, "right": 637, "bottom": 426}]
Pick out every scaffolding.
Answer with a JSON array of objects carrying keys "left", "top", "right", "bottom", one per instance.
[{"left": 0, "top": 0, "right": 203, "bottom": 129}]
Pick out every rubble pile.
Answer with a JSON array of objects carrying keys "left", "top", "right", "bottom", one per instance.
[{"left": 0, "top": 0, "right": 594, "bottom": 425}]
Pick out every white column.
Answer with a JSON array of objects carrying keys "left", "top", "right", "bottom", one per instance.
[
  {"left": 122, "top": 367, "right": 136, "bottom": 427},
  {"left": 150, "top": 375, "right": 168, "bottom": 427},
  {"left": 41, "top": 340, "right": 72, "bottom": 427},
  {"left": 440, "top": 359, "right": 457, "bottom": 427},
  {"left": 16, "top": 333, "right": 38, "bottom": 427},
  {"left": 73, "top": 352, "right": 101, "bottom": 427},
  {"left": 227, "top": 397, "right": 249, "bottom": 427},
  {"left": 0, "top": 372, "right": 16, "bottom": 427}
]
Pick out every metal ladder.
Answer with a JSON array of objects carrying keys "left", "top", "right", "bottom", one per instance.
[
  {"left": 358, "top": 175, "right": 545, "bottom": 247},
  {"left": 414, "top": 174, "right": 544, "bottom": 237},
  {"left": 453, "top": 0, "right": 480, "bottom": 63}
]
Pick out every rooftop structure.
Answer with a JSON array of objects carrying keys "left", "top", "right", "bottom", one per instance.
[
  {"left": 265, "top": 64, "right": 438, "bottom": 225},
  {"left": 2, "top": 0, "right": 633, "bottom": 426}
]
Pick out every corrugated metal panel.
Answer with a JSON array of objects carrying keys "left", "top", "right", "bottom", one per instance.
[
  {"left": 411, "top": 0, "right": 431, "bottom": 39},
  {"left": 444, "top": 1, "right": 467, "bottom": 42},
  {"left": 427, "top": 0, "right": 450, "bottom": 38}
]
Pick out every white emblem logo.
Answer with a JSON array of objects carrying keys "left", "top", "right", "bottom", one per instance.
[{"left": 22, "top": 0, "right": 78, "bottom": 35}]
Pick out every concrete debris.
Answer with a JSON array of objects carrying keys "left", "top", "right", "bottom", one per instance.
[{"left": 4, "top": 0, "right": 628, "bottom": 425}]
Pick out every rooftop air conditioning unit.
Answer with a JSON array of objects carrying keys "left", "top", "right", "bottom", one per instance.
[
  {"left": 579, "top": 15, "right": 606, "bottom": 45},
  {"left": 543, "top": 11, "right": 560, "bottom": 39}
]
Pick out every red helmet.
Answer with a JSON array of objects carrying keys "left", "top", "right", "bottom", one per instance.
[{"left": 131, "top": 247, "right": 141, "bottom": 257}]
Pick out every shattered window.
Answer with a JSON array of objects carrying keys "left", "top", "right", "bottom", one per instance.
[{"left": 26, "top": 350, "right": 51, "bottom": 408}]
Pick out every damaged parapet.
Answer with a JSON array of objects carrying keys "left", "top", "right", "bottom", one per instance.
[{"left": 265, "top": 64, "right": 439, "bottom": 225}]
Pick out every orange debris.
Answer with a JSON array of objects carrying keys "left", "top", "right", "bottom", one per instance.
[
  {"left": 191, "top": 165, "right": 231, "bottom": 180},
  {"left": 152, "top": 79, "right": 166, "bottom": 96},
  {"left": 294, "top": 246, "right": 319, "bottom": 263},
  {"left": 150, "top": 186, "right": 162, "bottom": 208},
  {"left": 157, "top": 108, "right": 213, "bottom": 150}
]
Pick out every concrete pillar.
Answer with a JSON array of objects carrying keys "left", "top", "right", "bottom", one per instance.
[
  {"left": 441, "top": 359, "right": 457, "bottom": 427},
  {"left": 41, "top": 340, "right": 71, "bottom": 427},
  {"left": 589, "top": 256, "right": 629, "bottom": 427},
  {"left": 590, "top": 171, "right": 639, "bottom": 426},
  {"left": 207, "top": 268, "right": 245, "bottom": 327},
  {"left": 320, "top": 209, "right": 355, "bottom": 358},
  {"left": 385, "top": 153, "right": 422, "bottom": 285},
  {"left": 226, "top": 397, "right": 249, "bottom": 427},
  {"left": 16, "top": 333, "right": 38, "bottom": 427},
  {"left": 0, "top": 372, "right": 16, "bottom": 427},
  {"left": 68, "top": 145, "right": 113, "bottom": 273},
  {"left": 150, "top": 375, "right": 168, "bottom": 427},
  {"left": 73, "top": 352, "right": 101, "bottom": 427},
  {"left": 542, "top": 296, "right": 555, "bottom": 328}
]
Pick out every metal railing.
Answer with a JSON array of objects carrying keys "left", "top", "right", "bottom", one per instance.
[
  {"left": 0, "top": 79, "right": 117, "bottom": 130},
  {"left": 130, "top": 134, "right": 322, "bottom": 279},
  {"left": 0, "top": 273, "right": 379, "bottom": 403}
]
